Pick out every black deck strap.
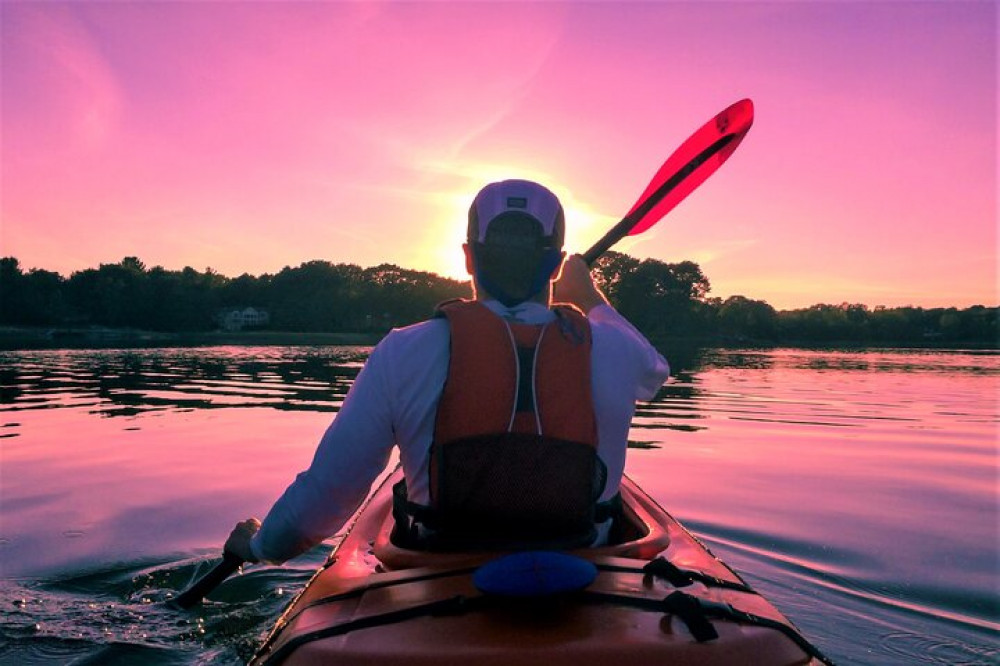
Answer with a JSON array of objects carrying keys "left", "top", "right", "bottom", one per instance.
[
  {"left": 597, "top": 558, "right": 756, "bottom": 594},
  {"left": 645, "top": 556, "right": 756, "bottom": 593},
  {"left": 643, "top": 557, "right": 701, "bottom": 587},
  {"left": 662, "top": 591, "right": 838, "bottom": 666},
  {"left": 575, "top": 588, "right": 715, "bottom": 634},
  {"left": 576, "top": 590, "right": 836, "bottom": 666},
  {"left": 259, "top": 594, "right": 490, "bottom": 666},
  {"left": 261, "top": 565, "right": 480, "bottom": 652},
  {"left": 662, "top": 590, "right": 720, "bottom": 642}
]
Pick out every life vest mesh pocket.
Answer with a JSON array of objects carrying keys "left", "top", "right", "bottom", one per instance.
[{"left": 430, "top": 433, "right": 607, "bottom": 549}]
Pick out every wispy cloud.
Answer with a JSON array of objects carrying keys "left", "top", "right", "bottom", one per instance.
[{"left": 5, "top": 4, "right": 123, "bottom": 151}]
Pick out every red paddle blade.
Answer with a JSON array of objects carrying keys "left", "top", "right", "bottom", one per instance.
[{"left": 626, "top": 98, "right": 754, "bottom": 236}]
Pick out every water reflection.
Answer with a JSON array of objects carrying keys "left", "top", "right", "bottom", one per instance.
[
  {"left": 0, "top": 347, "right": 371, "bottom": 420},
  {"left": 632, "top": 349, "right": 999, "bottom": 436},
  {"left": 694, "top": 347, "right": 1000, "bottom": 375}
]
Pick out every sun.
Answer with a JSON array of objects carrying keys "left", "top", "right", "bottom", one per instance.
[
  {"left": 426, "top": 191, "right": 474, "bottom": 281},
  {"left": 435, "top": 243, "right": 472, "bottom": 283}
]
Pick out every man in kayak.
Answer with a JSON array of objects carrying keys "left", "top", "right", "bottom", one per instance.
[{"left": 225, "top": 179, "right": 670, "bottom": 562}]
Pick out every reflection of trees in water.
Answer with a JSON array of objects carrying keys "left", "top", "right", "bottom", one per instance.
[
  {"left": 0, "top": 364, "right": 23, "bottom": 404},
  {"left": 5, "top": 347, "right": 994, "bottom": 423},
  {"left": 633, "top": 369, "right": 710, "bottom": 435},
  {"left": 0, "top": 348, "right": 371, "bottom": 416},
  {"left": 630, "top": 343, "right": 751, "bottom": 435},
  {"left": 693, "top": 349, "right": 776, "bottom": 371},
  {"left": 699, "top": 349, "right": 999, "bottom": 376}
]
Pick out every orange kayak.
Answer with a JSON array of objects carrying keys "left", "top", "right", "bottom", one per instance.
[{"left": 250, "top": 467, "right": 832, "bottom": 666}]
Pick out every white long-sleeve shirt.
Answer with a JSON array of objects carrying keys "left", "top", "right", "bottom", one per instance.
[{"left": 250, "top": 300, "right": 669, "bottom": 564}]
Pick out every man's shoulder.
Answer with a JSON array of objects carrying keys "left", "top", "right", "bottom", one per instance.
[
  {"left": 585, "top": 305, "right": 634, "bottom": 336},
  {"left": 378, "top": 317, "right": 449, "bottom": 350},
  {"left": 586, "top": 305, "right": 659, "bottom": 355},
  {"left": 368, "top": 318, "right": 450, "bottom": 388}
]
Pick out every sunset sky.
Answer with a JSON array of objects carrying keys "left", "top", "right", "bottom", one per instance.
[{"left": 2, "top": 1, "right": 996, "bottom": 310}]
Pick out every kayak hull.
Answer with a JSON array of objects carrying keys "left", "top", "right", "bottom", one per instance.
[{"left": 251, "top": 468, "right": 822, "bottom": 666}]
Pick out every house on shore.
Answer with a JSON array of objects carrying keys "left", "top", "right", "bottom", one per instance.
[{"left": 217, "top": 307, "right": 270, "bottom": 331}]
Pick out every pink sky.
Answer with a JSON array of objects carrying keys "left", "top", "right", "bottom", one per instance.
[{"left": 2, "top": 1, "right": 996, "bottom": 309}]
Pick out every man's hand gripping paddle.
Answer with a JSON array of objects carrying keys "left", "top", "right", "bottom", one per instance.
[
  {"left": 582, "top": 98, "right": 754, "bottom": 266},
  {"left": 171, "top": 99, "right": 754, "bottom": 610}
]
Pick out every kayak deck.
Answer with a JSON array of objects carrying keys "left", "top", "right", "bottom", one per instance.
[{"left": 251, "top": 468, "right": 827, "bottom": 665}]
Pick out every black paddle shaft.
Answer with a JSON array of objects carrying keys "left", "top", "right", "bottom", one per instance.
[
  {"left": 581, "top": 133, "right": 737, "bottom": 267},
  {"left": 172, "top": 551, "right": 244, "bottom": 609}
]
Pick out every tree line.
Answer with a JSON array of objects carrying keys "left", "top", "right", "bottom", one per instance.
[
  {"left": 1, "top": 253, "right": 996, "bottom": 346},
  {"left": 589, "top": 252, "right": 996, "bottom": 346},
  {"left": 0, "top": 256, "right": 466, "bottom": 333}
]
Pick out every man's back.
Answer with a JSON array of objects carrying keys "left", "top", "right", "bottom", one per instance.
[{"left": 377, "top": 299, "right": 668, "bottom": 505}]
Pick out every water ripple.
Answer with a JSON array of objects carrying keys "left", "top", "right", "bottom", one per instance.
[
  {"left": 693, "top": 521, "right": 1000, "bottom": 635},
  {"left": 879, "top": 631, "right": 998, "bottom": 666},
  {"left": 1, "top": 546, "right": 335, "bottom": 666}
]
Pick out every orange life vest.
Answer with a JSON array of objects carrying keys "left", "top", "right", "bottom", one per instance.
[{"left": 393, "top": 299, "right": 609, "bottom": 550}]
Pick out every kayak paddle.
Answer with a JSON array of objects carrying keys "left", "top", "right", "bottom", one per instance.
[
  {"left": 171, "top": 551, "right": 244, "bottom": 609},
  {"left": 582, "top": 98, "right": 754, "bottom": 266}
]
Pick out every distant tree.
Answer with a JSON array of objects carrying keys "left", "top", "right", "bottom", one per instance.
[
  {"left": 0, "top": 258, "right": 68, "bottom": 325},
  {"left": 268, "top": 261, "right": 364, "bottom": 331},
  {"left": 0, "top": 257, "right": 23, "bottom": 324},
  {"left": 120, "top": 256, "right": 146, "bottom": 273},
  {"left": 64, "top": 258, "right": 151, "bottom": 327},
  {"left": 614, "top": 258, "right": 711, "bottom": 337},
  {"left": 221, "top": 272, "right": 270, "bottom": 308},
  {"left": 867, "top": 306, "right": 924, "bottom": 342},
  {"left": 591, "top": 251, "right": 640, "bottom": 305},
  {"left": 718, "top": 296, "right": 778, "bottom": 340},
  {"left": 960, "top": 305, "right": 1000, "bottom": 343},
  {"left": 142, "top": 265, "right": 226, "bottom": 331},
  {"left": 22, "top": 269, "right": 67, "bottom": 325},
  {"left": 693, "top": 296, "right": 723, "bottom": 337},
  {"left": 360, "top": 264, "right": 467, "bottom": 330}
]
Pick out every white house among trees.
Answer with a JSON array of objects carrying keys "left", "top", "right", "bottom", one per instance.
[{"left": 217, "top": 307, "right": 270, "bottom": 331}]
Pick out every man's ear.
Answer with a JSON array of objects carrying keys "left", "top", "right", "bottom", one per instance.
[
  {"left": 463, "top": 243, "right": 475, "bottom": 275},
  {"left": 549, "top": 251, "right": 567, "bottom": 280}
]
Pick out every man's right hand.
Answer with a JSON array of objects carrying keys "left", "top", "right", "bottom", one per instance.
[
  {"left": 552, "top": 254, "right": 609, "bottom": 313},
  {"left": 224, "top": 518, "right": 261, "bottom": 563}
]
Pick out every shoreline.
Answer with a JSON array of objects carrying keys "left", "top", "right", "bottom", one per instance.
[
  {"left": 0, "top": 326, "right": 384, "bottom": 351},
  {"left": 1, "top": 326, "right": 995, "bottom": 353}
]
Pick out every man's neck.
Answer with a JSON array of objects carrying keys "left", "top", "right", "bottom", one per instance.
[{"left": 471, "top": 281, "right": 551, "bottom": 308}]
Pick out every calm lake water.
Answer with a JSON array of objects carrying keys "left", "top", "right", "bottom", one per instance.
[{"left": 0, "top": 345, "right": 996, "bottom": 665}]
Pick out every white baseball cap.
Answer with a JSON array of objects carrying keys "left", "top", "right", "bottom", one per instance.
[{"left": 467, "top": 179, "right": 565, "bottom": 249}]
